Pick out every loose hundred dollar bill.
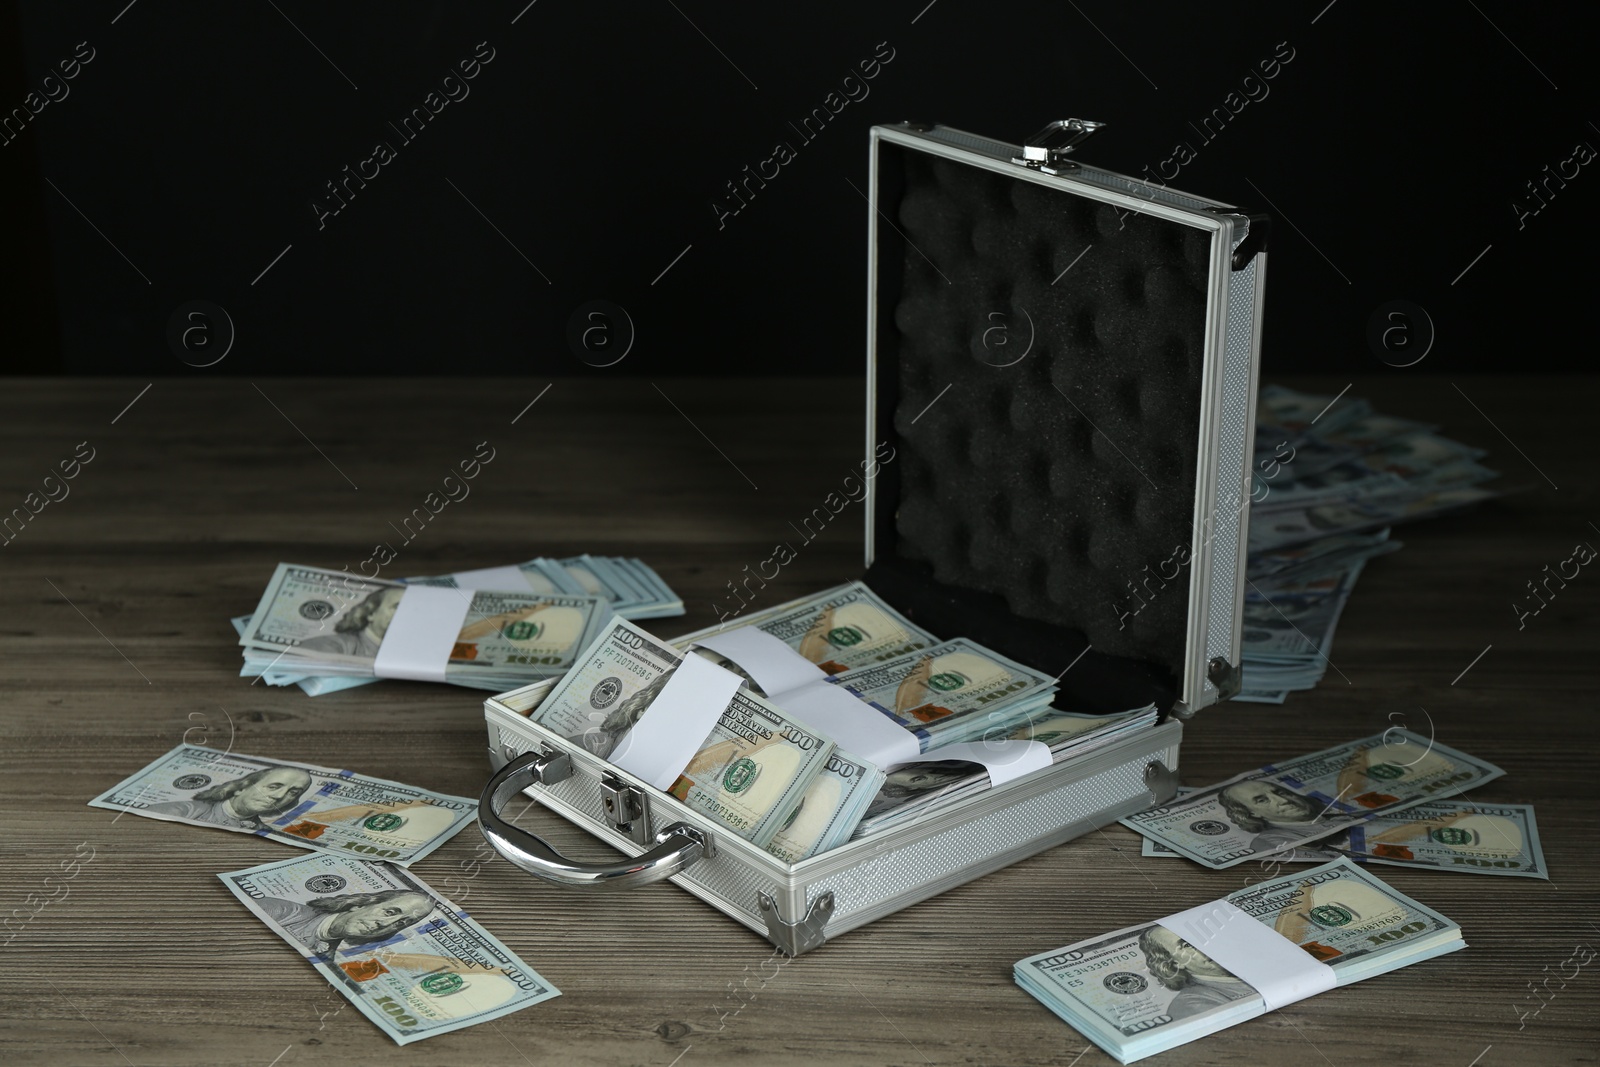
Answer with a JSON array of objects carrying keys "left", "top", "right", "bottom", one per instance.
[
  {"left": 764, "top": 750, "right": 884, "bottom": 864},
  {"left": 532, "top": 618, "right": 835, "bottom": 847},
  {"left": 1015, "top": 858, "right": 1464, "bottom": 1063},
  {"left": 690, "top": 580, "right": 938, "bottom": 675},
  {"left": 221, "top": 853, "right": 559, "bottom": 1044},
  {"left": 1121, "top": 729, "right": 1504, "bottom": 869},
  {"left": 828, "top": 637, "right": 1056, "bottom": 750},
  {"left": 240, "top": 563, "right": 607, "bottom": 680},
  {"left": 1139, "top": 789, "right": 1341, "bottom": 863},
  {"left": 88, "top": 745, "right": 475, "bottom": 865},
  {"left": 1339, "top": 801, "right": 1548, "bottom": 878},
  {"left": 1140, "top": 797, "right": 1547, "bottom": 878}
]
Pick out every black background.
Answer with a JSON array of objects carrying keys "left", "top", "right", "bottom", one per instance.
[{"left": 2, "top": 1, "right": 1591, "bottom": 376}]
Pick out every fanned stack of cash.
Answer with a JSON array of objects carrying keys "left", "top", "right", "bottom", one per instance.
[
  {"left": 234, "top": 557, "right": 683, "bottom": 695},
  {"left": 1239, "top": 385, "right": 1502, "bottom": 702},
  {"left": 1015, "top": 858, "right": 1465, "bottom": 1063},
  {"left": 1139, "top": 789, "right": 1550, "bottom": 879},
  {"left": 1119, "top": 729, "right": 1507, "bottom": 870}
]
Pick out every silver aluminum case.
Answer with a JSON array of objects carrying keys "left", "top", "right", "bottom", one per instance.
[
  {"left": 865, "top": 124, "right": 1265, "bottom": 716},
  {"left": 484, "top": 679, "right": 1182, "bottom": 951},
  {"left": 480, "top": 122, "right": 1264, "bottom": 952}
]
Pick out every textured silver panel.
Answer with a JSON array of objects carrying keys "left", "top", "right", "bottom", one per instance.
[
  {"left": 915, "top": 126, "right": 1017, "bottom": 160},
  {"left": 913, "top": 126, "right": 1228, "bottom": 213},
  {"left": 1204, "top": 248, "right": 1257, "bottom": 682},
  {"left": 1070, "top": 168, "right": 1226, "bottom": 213},
  {"left": 805, "top": 752, "right": 1153, "bottom": 922}
]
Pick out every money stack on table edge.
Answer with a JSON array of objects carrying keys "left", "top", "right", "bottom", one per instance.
[
  {"left": 1240, "top": 385, "right": 1505, "bottom": 703},
  {"left": 1015, "top": 858, "right": 1465, "bottom": 1063}
]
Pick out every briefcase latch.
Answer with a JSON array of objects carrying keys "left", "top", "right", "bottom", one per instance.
[
  {"left": 600, "top": 773, "right": 652, "bottom": 845},
  {"left": 1014, "top": 118, "right": 1106, "bottom": 172}
]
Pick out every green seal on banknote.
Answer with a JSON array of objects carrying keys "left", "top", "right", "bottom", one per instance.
[
  {"left": 502, "top": 620, "right": 540, "bottom": 641},
  {"left": 927, "top": 671, "right": 967, "bottom": 692},
  {"left": 826, "top": 626, "right": 864, "bottom": 647},
  {"left": 722, "top": 758, "right": 759, "bottom": 793},
  {"left": 364, "top": 813, "right": 406, "bottom": 832},
  {"left": 1367, "top": 763, "right": 1406, "bottom": 780},
  {"left": 419, "top": 973, "right": 465, "bottom": 997},
  {"left": 1309, "top": 903, "right": 1355, "bottom": 927}
]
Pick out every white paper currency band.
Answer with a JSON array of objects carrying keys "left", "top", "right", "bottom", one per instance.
[
  {"left": 609, "top": 652, "right": 744, "bottom": 791},
  {"left": 1155, "top": 899, "right": 1336, "bottom": 1011},
  {"left": 449, "top": 565, "right": 533, "bottom": 592},
  {"left": 694, "top": 626, "right": 828, "bottom": 696},
  {"left": 372, "top": 586, "right": 472, "bottom": 683},
  {"left": 890, "top": 740, "right": 1052, "bottom": 785},
  {"left": 693, "top": 627, "right": 927, "bottom": 767},
  {"left": 777, "top": 682, "right": 921, "bottom": 768}
]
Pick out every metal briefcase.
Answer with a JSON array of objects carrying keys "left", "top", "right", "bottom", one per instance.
[{"left": 476, "top": 119, "right": 1267, "bottom": 955}]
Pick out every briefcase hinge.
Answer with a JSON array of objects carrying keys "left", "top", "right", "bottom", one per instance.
[
  {"left": 1207, "top": 655, "right": 1242, "bottom": 701},
  {"left": 600, "top": 773, "right": 651, "bottom": 845},
  {"left": 1013, "top": 118, "right": 1106, "bottom": 173},
  {"left": 758, "top": 891, "right": 834, "bottom": 957}
]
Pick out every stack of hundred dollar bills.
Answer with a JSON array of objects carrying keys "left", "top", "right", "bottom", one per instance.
[
  {"left": 234, "top": 557, "right": 683, "bottom": 695},
  {"left": 1014, "top": 858, "right": 1464, "bottom": 1063},
  {"left": 1239, "top": 385, "right": 1502, "bottom": 702},
  {"left": 525, "top": 584, "right": 1156, "bottom": 861}
]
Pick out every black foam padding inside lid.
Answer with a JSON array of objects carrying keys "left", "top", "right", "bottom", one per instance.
[{"left": 870, "top": 142, "right": 1213, "bottom": 703}]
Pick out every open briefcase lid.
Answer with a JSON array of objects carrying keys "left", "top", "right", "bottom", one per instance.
[{"left": 860, "top": 120, "right": 1267, "bottom": 720}]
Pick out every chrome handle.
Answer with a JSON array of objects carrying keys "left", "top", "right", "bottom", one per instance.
[{"left": 478, "top": 748, "right": 711, "bottom": 890}]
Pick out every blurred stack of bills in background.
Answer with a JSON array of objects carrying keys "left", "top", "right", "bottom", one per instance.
[
  {"left": 233, "top": 557, "right": 683, "bottom": 695},
  {"left": 1239, "top": 386, "right": 1502, "bottom": 703}
]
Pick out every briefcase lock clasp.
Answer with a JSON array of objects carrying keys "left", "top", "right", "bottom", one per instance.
[{"left": 1014, "top": 118, "right": 1106, "bottom": 172}]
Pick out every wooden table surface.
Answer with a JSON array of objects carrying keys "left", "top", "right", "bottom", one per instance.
[{"left": 2, "top": 375, "right": 1596, "bottom": 1067}]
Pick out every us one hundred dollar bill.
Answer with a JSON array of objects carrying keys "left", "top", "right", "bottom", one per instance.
[
  {"left": 764, "top": 749, "right": 884, "bottom": 864},
  {"left": 1015, "top": 857, "right": 1465, "bottom": 1063},
  {"left": 531, "top": 618, "right": 835, "bottom": 847},
  {"left": 1140, "top": 796, "right": 1547, "bottom": 878},
  {"left": 240, "top": 563, "right": 608, "bottom": 682},
  {"left": 88, "top": 745, "right": 476, "bottom": 865},
  {"left": 221, "top": 853, "right": 559, "bottom": 1044},
  {"left": 1120, "top": 729, "right": 1504, "bottom": 869},
  {"left": 687, "top": 580, "right": 938, "bottom": 675},
  {"left": 827, "top": 637, "right": 1057, "bottom": 751}
]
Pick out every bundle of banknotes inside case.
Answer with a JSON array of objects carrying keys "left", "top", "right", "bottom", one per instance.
[
  {"left": 1238, "top": 385, "right": 1505, "bottom": 702},
  {"left": 519, "top": 584, "right": 1158, "bottom": 864},
  {"left": 232, "top": 556, "right": 684, "bottom": 695}
]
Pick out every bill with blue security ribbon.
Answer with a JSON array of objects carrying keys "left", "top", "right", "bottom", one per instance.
[
  {"left": 221, "top": 853, "right": 560, "bottom": 1044},
  {"left": 88, "top": 744, "right": 477, "bottom": 864},
  {"left": 1120, "top": 730, "right": 1505, "bottom": 869}
]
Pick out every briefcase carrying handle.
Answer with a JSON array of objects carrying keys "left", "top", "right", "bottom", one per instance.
[{"left": 478, "top": 748, "right": 711, "bottom": 890}]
